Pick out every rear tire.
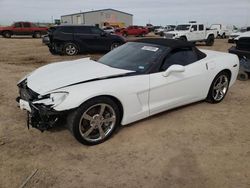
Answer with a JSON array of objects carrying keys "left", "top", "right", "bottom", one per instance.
[
  {"left": 63, "top": 43, "right": 78, "bottom": 56},
  {"left": 33, "top": 32, "right": 41, "bottom": 38},
  {"left": 237, "top": 71, "right": 248, "bottom": 81},
  {"left": 2, "top": 31, "right": 11, "bottom": 38},
  {"left": 206, "top": 71, "right": 230, "bottom": 103},
  {"left": 206, "top": 35, "right": 214, "bottom": 46},
  {"left": 67, "top": 97, "right": 121, "bottom": 145},
  {"left": 110, "top": 42, "right": 120, "bottom": 50},
  {"left": 122, "top": 32, "right": 128, "bottom": 37}
]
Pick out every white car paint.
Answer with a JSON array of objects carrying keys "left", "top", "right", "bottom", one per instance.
[
  {"left": 22, "top": 51, "right": 239, "bottom": 126},
  {"left": 210, "top": 24, "right": 235, "bottom": 37},
  {"left": 164, "top": 23, "right": 217, "bottom": 42},
  {"left": 234, "top": 31, "right": 250, "bottom": 41},
  {"left": 28, "top": 57, "right": 133, "bottom": 94}
]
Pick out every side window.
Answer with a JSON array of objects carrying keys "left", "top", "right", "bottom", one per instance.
[
  {"left": 199, "top": 25, "right": 204, "bottom": 31},
  {"left": 191, "top": 25, "right": 197, "bottom": 31},
  {"left": 14, "top": 23, "right": 22, "bottom": 28},
  {"left": 90, "top": 27, "right": 102, "bottom": 34},
  {"left": 161, "top": 48, "right": 198, "bottom": 71},
  {"left": 74, "top": 26, "right": 90, "bottom": 34},
  {"left": 61, "top": 27, "right": 74, "bottom": 33},
  {"left": 23, "top": 22, "right": 30, "bottom": 28}
]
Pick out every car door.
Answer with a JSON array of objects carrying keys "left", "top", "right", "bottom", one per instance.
[
  {"left": 188, "top": 24, "right": 198, "bottom": 41},
  {"left": 149, "top": 48, "right": 209, "bottom": 115},
  {"left": 89, "top": 27, "right": 111, "bottom": 50},
  {"left": 22, "top": 22, "right": 31, "bottom": 35},
  {"left": 197, "top": 24, "right": 206, "bottom": 40},
  {"left": 12, "top": 22, "right": 23, "bottom": 35}
]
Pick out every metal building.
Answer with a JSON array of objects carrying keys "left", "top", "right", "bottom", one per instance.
[{"left": 61, "top": 8, "right": 133, "bottom": 28}]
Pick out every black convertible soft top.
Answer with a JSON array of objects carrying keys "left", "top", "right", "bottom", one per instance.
[{"left": 135, "top": 38, "right": 195, "bottom": 49}]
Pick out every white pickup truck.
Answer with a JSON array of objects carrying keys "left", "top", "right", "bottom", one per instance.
[{"left": 164, "top": 22, "right": 218, "bottom": 46}]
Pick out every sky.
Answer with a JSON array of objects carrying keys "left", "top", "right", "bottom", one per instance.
[{"left": 0, "top": 0, "right": 250, "bottom": 27}]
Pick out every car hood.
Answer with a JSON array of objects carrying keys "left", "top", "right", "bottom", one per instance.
[
  {"left": 0, "top": 26, "right": 11, "bottom": 31},
  {"left": 27, "top": 57, "right": 134, "bottom": 94}
]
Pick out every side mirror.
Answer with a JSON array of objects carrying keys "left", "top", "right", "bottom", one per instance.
[
  {"left": 162, "top": 65, "right": 185, "bottom": 77},
  {"left": 190, "top": 28, "right": 194, "bottom": 32}
]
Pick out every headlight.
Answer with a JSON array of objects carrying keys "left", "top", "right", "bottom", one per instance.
[{"left": 33, "top": 92, "right": 68, "bottom": 107}]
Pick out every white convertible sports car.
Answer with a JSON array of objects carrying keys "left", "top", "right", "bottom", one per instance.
[{"left": 17, "top": 39, "right": 239, "bottom": 145}]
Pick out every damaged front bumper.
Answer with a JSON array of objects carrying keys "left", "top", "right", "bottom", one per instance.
[
  {"left": 16, "top": 80, "right": 69, "bottom": 132},
  {"left": 16, "top": 96, "right": 66, "bottom": 131}
]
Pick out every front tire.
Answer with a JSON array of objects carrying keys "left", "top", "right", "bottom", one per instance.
[
  {"left": 63, "top": 43, "right": 78, "bottom": 56},
  {"left": 206, "top": 35, "right": 214, "bottom": 46},
  {"left": 67, "top": 97, "right": 121, "bottom": 145},
  {"left": 206, "top": 71, "right": 230, "bottom": 103}
]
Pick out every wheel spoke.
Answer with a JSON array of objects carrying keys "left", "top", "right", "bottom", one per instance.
[
  {"left": 103, "top": 116, "right": 115, "bottom": 123},
  {"left": 214, "top": 84, "right": 221, "bottom": 90},
  {"left": 99, "top": 104, "right": 106, "bottom": 116},
  {"left": 221, "top": 81, "right": 228, "bottom": 87},
  {"left": 214, "top": 90, "right": 219, "bottom": 99},
  {"left": 83, "top": 126, "right": 95, "bottom": 137},
  {"left": 82, "top": 113, "right": 93, "bottom": 121},
  {"left": 98, "top": 125, "right": 105, "bottom": 139}
]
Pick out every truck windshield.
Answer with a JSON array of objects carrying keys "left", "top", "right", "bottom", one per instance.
[{"left": 175, "top": 25, "right": 190, "bottom": 31}]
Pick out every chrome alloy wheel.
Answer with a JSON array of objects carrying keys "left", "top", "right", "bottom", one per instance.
[
  {"left": 212, "top": 75, "right": 229, "bottom": 101},
  {"left": 79, "top": 103, "right": 116, "bottom": 142},
  {"left": 65, "top": 44, "right": 77, "bottom": 55}
]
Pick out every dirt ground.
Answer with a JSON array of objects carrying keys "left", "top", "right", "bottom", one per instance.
[{"left": 0, "top": 37, "right": 249, "bottom": 188}]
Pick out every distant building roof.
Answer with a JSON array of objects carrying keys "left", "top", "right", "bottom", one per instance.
[{"left": 61, "top": 8, "right": 133, "bottom": 17}]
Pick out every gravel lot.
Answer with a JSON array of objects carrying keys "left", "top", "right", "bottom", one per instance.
[{"left": 0, "top": 37, "right": 249, "bottom": 188}]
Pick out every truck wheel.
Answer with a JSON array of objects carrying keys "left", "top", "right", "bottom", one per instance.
[
  {"left": 110, "top": 42, "right": 120, "bottom": 50},
  {"left": 237, "top": 71, "right": 248, "bottom": 81},
  {"left": 123, "top": 32, "right": 128, "bottom": 37},
  {"left": 33, "top": 32, "right": 41, "bottom": 38},
  {"left": 206, "top": 35, "right": 214, "bottom": 46},
  {"left": 63, "top": 43, "right": 78, "bottom": 56},
  {"left": 2, "top": 31, "right": 11, "bottom": 38},
  {"left": 179, "top": 36, "right": 187, "bottom": 41},
  {"left": 140, "top": 32, "right": 146, "bottom": 37}
]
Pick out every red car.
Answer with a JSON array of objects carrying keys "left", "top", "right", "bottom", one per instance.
[
  {"left": 0, "top": 22, "right": 48, "bottom": 38},
  {"left": 121, "top": 26, "right": 149, "bottom": 37}
]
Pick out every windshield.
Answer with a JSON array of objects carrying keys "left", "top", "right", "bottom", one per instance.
[
  {"left": 98, "top": 42, "right": 167, "bottom": 73},
  {"left": 175, "top": 24, "right": 191, "bottom": 31}
]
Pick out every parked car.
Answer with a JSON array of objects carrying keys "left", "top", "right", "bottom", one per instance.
[
  {"left": 155, "top": 25, "right": 176, "bottom": 36},
  {"left": 210, "top": 24, "right": 236, "bottom": 38},
  {"left": 154, "top": 26, "right": 164, "bottom": 35},
  {"left": 159, "top": 25, "right": 176, "bottom": 36},
  {"left": 146, "top": 23, "right": 154, "bottom": 32},
  {"left": 233, "top": 31, "right": 250, "bottom": 43},
  {"left": 121, "top": 26, "right": 149, "bottom": 37},
  {"left": 16, "top": 38, "right": 239, "bottom": 145},
  {"left": 229, "top": 37, "right": 250, "bottom": 80},
  {"left": 164, "top": 22, "right": 218, "bottom": 46},
  {"left": 0, "top": 22, "right": 48, "bottom": 38},
  {"left": 228, "top": 27, "right": 250, "bottom": 43},
  {"left": 103, "top": 26, "right": 115, "bottom": 34},
  {"left": 44, "top": 25, "right": 126, "bottom": 55}
]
